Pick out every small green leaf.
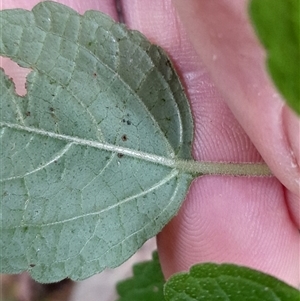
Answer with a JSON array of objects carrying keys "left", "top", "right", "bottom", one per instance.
[
  {"left": 164, "top": 263, "right": 300, "bottom": 301},
  {"left": 116, "top": 251, "right": 165, "bottom": 301},
  {"left": 0, "top": 2, "right": 194, "bottom": 282},
  {"left": 249, "top": 0, "right": 300, "bottom": 115}
]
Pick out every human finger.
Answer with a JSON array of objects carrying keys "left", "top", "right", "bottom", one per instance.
[{"left": 121, "top": 0, "right": 300, "bottom": 287}]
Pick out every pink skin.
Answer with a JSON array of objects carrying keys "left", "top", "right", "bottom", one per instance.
[{"left": 1, "top": 0, "right": 299, "bottom": 288}]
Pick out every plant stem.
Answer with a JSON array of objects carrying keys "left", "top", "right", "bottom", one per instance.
[
  {"left": 174, "top": 160, "right": 272, "bottom": 177},
  {"left": 1, "top": 122, "right": 273, "bottom": 177}
]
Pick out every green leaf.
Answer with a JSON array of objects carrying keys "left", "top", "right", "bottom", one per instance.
[
  {"left": 116, "top": 251, "right": 165, "bottom": 301},
  {"left": 164, "top": 263, "right": 300, "bottom": 301},
  {"left": 0, "top": 1, "right": 194, "bottom": 282},
  {"left": 249, "top": 0, "right": 300, "bottom": 115}
]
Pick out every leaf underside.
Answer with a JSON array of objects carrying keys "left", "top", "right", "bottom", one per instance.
[
  {"left": 0, "top": 1, "right": 194, "bottom": 282},
  {"left": 164, "top": 263, "right": 300, "bottom": 301}
]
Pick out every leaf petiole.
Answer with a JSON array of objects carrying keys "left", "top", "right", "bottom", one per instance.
[
  {"left": 174, "top": 159, "right": 272, "bottom": 177},
  {"left": 1, "top": 121, "right": 272, "bottom": 178}
]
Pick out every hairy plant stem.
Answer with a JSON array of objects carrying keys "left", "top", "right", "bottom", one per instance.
[
  {"left": 174, "top": 160, "right": 272, "bottom": 177},
  {"left": 1, "top": 122, "right": 273, "bottom": 178}
]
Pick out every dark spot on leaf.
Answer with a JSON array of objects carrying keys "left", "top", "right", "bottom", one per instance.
[
  {"left": 23, "top": 226, "right": 28, "bottom": 231},
  {"left": 88, "top": 41, "right": 92, "bottom": 46},
  {"left": 121, "top": 134, "right": 127, "bottom": 141},
  {"left": 161, "top": 98, "right": 166, "bottom": 102},
  {"left": 117, "top": 153, "right": 124, "bottom": 158},
  {"left": 25, "top": 111, "right": 30, "bottom": 116},
  {"left": 29, "top": 264, "right": 36, "bottom": 268},
  {"left": 122, "top": 118, "right": 131, "bottom": 125},
  {"left": 49, "top": 107, "right": 54, "bottom": 112},
  {"left": 54, "top": 160, "right": 57, "bottom": 164},
  {"left": 93, "top": 73, "right": 97, "bottom": 77},
  {"left": 165, "top": 59, "right": 172, "bottom": 68}
]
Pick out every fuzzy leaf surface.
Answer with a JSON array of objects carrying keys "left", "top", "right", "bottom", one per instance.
[
  {"left": 164, "top": 263, "right": 300, "bottom": 301},
  {"left": 0, "top": 1, "right": 194, "bottom": 282}
]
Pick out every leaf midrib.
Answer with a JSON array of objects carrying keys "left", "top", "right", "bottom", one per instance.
[
  {"left": 0, "top": 121, "right": 177, "bottom": 173},
  {"left": 1, "top": 122, "right": 273, "bottom": 178}
]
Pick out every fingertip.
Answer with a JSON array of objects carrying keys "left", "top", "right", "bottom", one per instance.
[{"left": 157, "top": 176, "right": 300, "bottom": 287}]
